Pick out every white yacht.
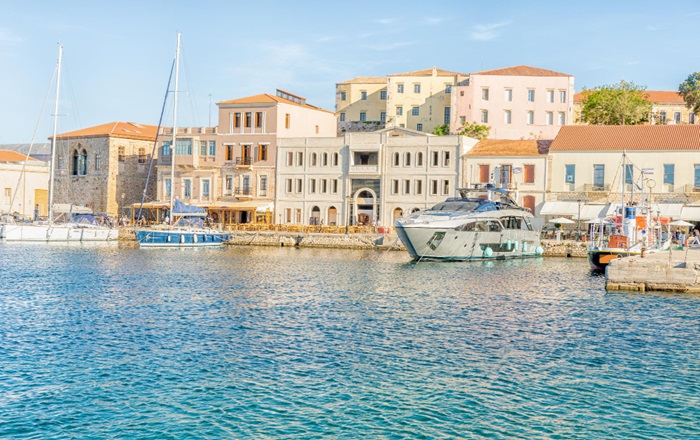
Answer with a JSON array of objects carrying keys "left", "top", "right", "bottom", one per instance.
[{"left": 395, "top": 185, "right": 543, "bottom": 261}]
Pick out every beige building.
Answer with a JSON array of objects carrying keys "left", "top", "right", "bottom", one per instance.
[
  {"left": 546, "top": 125, "right": 700, "bottom": 223},
  {"left": 573, "top": 90, "right": 698, "bottom": 125},
  {"left": 51, "top": 122, "right": 158, "bottom": 217},
  {"left": 462, "top": 139, "right": 551, "bottom": 229},
  {"left": 275, "top": 128, "right": 477, "bottom": 228},
  {"left": 0, "top": 150, "right": 49, "bottom": 219},
  {"left": 336, "top": 68, "right": 468, "bottom": 135},
  {"left": 156, "top": 89, "right": 336, "bottom": 226},
  {"left": 452, "top": 65, "right": 575, "bottom": 140}
]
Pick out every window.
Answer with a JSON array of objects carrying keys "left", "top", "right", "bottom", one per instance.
[
  {"left": 663, "top": 164, "right": 674, "bottom": 185},
  {"left": 460, "top": 116, "right": 466, "bottom": 123},
  {"left": 401, "top": 179, "right": 409, "bottom": 194},
  {"left": 200, "top": 140, "right": 207, "bottom": 156},
  {"left": 625, "top": 164, "right": 634, "bottom": 184},
  {"left": 286, "top": 178, "right": 292, "bottom": 193},
  {"left": 183, "top": 179, "right": 192, "bottom": 198},
  {"left": 359, "top": 112, "right": 367, "bottom": 122},
  {"left": 411, "top": 106, "right": 419, "bottom": 116},
  {"left": 482, "top": 88, "right": 489, "bottom": 100},
  {"left": 286, "top": 151, "right": 293, "bottom": 166},
  {"left": 504, "top": 110, "right": 512, "bottom": 124},
  {"left": 417, "top": 123, "right": 423, "bottom": 131},
  {"left": 546, "top": 112, "right": 553, "bottom": 125},
  {"left": 414, "top": 83, "right": 421, "bottom": 93},
  {"left": 659, "top": 111, "right": 667, "bottom": 124},
  {"left": 226, "top": 145, "right": 234, "bottom": 161},
  {"left": 72, "top": 150, "right": 79, "bottom": 175},
  {"left": 431, "top": 151, "right": 439, "bottom": 167},
  {"left": 95, "top": 153, "right": 101, "bottom": 170},
  {"left": 391, "top": 179, "right": 399, "bottom": 194},
  {"left": 255, "top": 112, "right": 263, "bottom": 128},
  {"left": 416, "top": 152, "right": 423, "bottom": 166},
  {"left": 361, "top": 91, "right": 367, "bottom": 100},
  {"left": 430, "top": 179, "right": 438, "bottom": 195},
  {"left": 333, "top": 153, "right": 339, "bottom": 166},
  {"left": 234, "top": 112, "right": 241, "bottom": 128},
  {"left": 320, "top": 179, "right": 327, "bottom": 193},
  {"left": 226, "top": 175, "right": 234, "bottom": 192},
  {"left": 695, "top": 164, "right": 700, "bottom": 188},
  {"left": 524, "top": 164, "right": 535, "bottom": 184},
  {"left": 442, "top": 180, "right": 450, "bottom": 195},
  {"left": 245, "top": 112, "right": 252, "bottom": 128},
  {"left": 332, "top": 179, "right": 338, "bottom": 193},
  {"left": 340, "top": 113, "right": 346, "bottom": 122},
  {"left": 527, "top": 111, "right": 534, "bottom": 125},
  {"left": 340, "top": 91, "right": 346, "bottom": 101},
  {"left": 505, "top": 88, "right": 512, "bottom": 101},
  {"left": 444, "top": 107, "right": 450, "bottom": 124},
  {"left": 500, "top": 164, "right": 513, "bottom": 186},
  {"left": 118, "top": 146, "right": 125, "bottom": 162},
  {"left": 175, "top": 139, "right": 192, "bottom": 155},
  {"left": 690, "top": 113, "right": 696, "bottom": 124},
  {"left": 593, "top": 164, "right": 605, "bottom": 189},
  {"left": 445, "top": 84, "right": 452, "bottom": 93},
  {"left": 416, "top": 179, "right": 423, "bottom": 195},
  {"left": 443, "top": 151, "right": 451, "bottom": 167},
  {"left": 297, "top": 152, "right": 304, "bottom": 166},
  {"left": 162, "top": 142, "right": 171, "bottom": 157},
  {"left": 285, "top": 113, "right": 291, "bottom": 128},
  {"left": 242, "top": 176, "right": 250, "bottom": 194},
  {"left": 80, "top": 150, "right": 87, "bottom": 175},
  {"left": 311, "top": 153, "right": 317, "bottom": 166},
  {"left": 397, "top": 83, "right": 404, "bottom": 93},
  {"left": 380, "top": 112, "right": 386, "bottom": 122},
  {"left": 138, "top": 148, "right": 147, "bottom": 163},
  {"left": 286, "top": 208, "right": 292, "bottom": 223},
  {"left": 380, "top": 90, "right": 387, "bottom": 100},
  {"left": 396, "top": 106, "right": 403, "bottom": 116},
  {"left": 393, "top": 152, "right": 400, "bottom": 166},
  {"left": 209, "top": 141, "right": 216, "bottom": 156},
  {"left": 674, "top": 112, "right": 681, "bottom": 124},
  {"left": 558, "top": 112, "right": 566, "bottom": 125},
  {"left": 202, "top": 179, "right": 210, "bottom": 199},
  {"left": 527, "top": 89, "right": 535, "bottom": 102},
  {"left": 405, "top": 152, "right": 411, "bottom": 166},
  {"left": 260, "top": 175, "right": 268, "bottom": 194},
  {"left": 481, "top": 110, "right": 488, "bottom": 123},
  {"left": 258, "top": 144, "right": 268, "bottom": 161},
  {"left": 547, "top": 90, "right": 554, "bottom": 103},
  {"left": 322, "top": 153, "right": 328, "bottom": 166},
  {"left": 479, "top": 164, "right": 490, "bottom": 183},
  {"left": 565, "top": 164, "right": 575, "bottom": 184},
  {"left": 164, "top": 178, "right": 172, "bottom": 197},
  {"left": 309, "top": 179, "right": 316, "bottom": 193},
  {"left": 295, "top": 178, "right": 303, "bottom": 193},
  {"left": 559, "top": 90, "right": 567, "bottom": 103}
]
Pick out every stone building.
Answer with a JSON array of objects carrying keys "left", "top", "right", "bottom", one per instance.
[{"left": 52, "top": 122, "right": 158, "bottom": 216}]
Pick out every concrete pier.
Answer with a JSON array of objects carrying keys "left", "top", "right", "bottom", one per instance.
[{"left": 606, "top": 247, "right": 700, "bottom": 293}]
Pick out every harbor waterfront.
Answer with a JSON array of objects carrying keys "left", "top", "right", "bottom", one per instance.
[{"left": 1, "top": 243, "right": 699, "bottom": 438}]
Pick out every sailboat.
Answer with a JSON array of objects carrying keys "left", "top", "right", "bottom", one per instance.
[
  {"left": 134, "top": 33, "right": 230, "bottom": 248},
  {"left": 587, "top": 152, "right": 671, "bottom": 271},
  {"left": 0, "top": 45, "right": 118, "bottom": 242}
]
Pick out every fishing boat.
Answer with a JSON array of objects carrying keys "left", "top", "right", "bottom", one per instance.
[
  {"left": 0, "top": 45, "right": 118, "bottom": 242},
  {"left": 134, "top": 33, "right": 230, "bottom": 248},
  {"left": 395, "top": 184, "right": 543, "bottom": 261},
  {"left": 587, "top": 153, "right": 671, "bottom": 271}
]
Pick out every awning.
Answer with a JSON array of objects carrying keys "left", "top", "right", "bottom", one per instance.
[
  {"left": 579, "top": 205, "right": 607, "bottom": 220},
  {"left": 681, "top": 207, "right": 700, "bottom": 221},
  {"left": 539, "top": 201, "right": 579, "bottom": 216},
  {"left": 653, "top": 203, "right": 684, "bottom": 219},
  {"left": 204, "top": 200, "right": 273, "bottom": 211}
]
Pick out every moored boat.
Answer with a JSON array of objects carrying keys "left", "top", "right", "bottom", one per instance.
[{"left": 395, "top": 185, "right": 543, "bottom": 261}]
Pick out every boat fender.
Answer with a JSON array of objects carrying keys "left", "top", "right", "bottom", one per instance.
[
  {"left": 483, "top": 246, "right": 493, "bottom": 257},
  {"left": 506, "top": 240, "right": 512, "bottom": 250},
  {"left": 535, "top": 246, "right": 544, "bottom": 255},
  {"left": 522, "top": 242, "right": 527, "bottom": 252},
  {"left": 180, "top": 234, "right": 185, "bottom": 243},
  {"left": 194, "top": 234, "right": 198, "bottom": 243},
  {"left": 513, "top": 241, "right": 519, "bottom": 252}
]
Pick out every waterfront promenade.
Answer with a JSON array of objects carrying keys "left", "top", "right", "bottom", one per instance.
[{"left": 607, "top": 246, "right": 700, "bottom": 292}]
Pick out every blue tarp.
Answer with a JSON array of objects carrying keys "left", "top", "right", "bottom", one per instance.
[{"left": 172, "top": 199, "right": 206, "bottom": 216}]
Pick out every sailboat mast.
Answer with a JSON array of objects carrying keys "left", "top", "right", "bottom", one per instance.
[
  {"left": 47, "top": 44, "right": 63, "bottom": 224},
  {"left": 169, "top": 32, "right": 181, "bottom": 225}
]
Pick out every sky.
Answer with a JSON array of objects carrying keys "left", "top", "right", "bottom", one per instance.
[{"left": 1, "top": 0, "right": 699, "bottom": 143}]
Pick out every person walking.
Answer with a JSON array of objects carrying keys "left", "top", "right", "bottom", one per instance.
[{"left": 690, "top": 229, "right": 700, "bottom": 246}]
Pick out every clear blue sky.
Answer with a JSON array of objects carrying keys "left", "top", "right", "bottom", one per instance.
[{"left": 1, "top": 0, "right": 698, "bottom": 143}]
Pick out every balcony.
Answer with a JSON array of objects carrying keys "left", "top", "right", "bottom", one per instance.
[
  {"left": 581, "top": 183, "right": 611, "bottom": 193},
  {"left": 349, "top": 164, "right": 380, "bottom": 175},
  {"left": 235, "top": 188, "right": 253, "bottom": 199},
  {"left": 235, "top": 157, "right": 252, "bottom": 167}
]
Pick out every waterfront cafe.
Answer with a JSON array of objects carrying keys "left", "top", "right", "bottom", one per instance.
[{"left": 128, "top": 201, "right": 273, "bottom": 228}]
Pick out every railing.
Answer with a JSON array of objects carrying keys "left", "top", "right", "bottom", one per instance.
[
  {"left": 678, "top": 184, "right": 700, "bottom": 193},
  {"left": 235, "top": 188, "right": 252, "bottom": 196},
  {"left": 581, "top": 183, "right": 612, "bottom": 192},
  {"left": 235, "top": 157, "right": 252, "bottom": 166}
]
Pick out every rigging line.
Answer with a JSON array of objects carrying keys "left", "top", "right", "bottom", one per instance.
[
  {"left": 9, "top": 66, "right": 58, "bottom": 216},
  {"left": 137, "top": 58, "right": 176, "bottom": 222},
  {"left": 180, "top": 46, "right": 200, "bottom": 127},
  {"left": 62, "top": 61, "right": 82, "bottom": 131}
]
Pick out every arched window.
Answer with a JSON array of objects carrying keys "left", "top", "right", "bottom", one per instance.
[
  {"left": 405, "top": 152, "right": 411, "bottom": 166},
  {"left": 311, "top": 153, "right": 317, "bottom": 166},
  {"left": 332, "top": 152, "right": 339, "bottom": 166},
  {"left": 80, "top": 149, "right": 88, "bottom": 175},
  {"left": 416, "top": 152, "right": 424, "bottom": 166},
  {"left": 393, "top": 152, "right": 400, "bottom": 166},
  {"left": 71, "top": 150, "right": 79, "bottom": 176},
  {"left": 322, "top": 152, "right": 328, "bottom": 166}
]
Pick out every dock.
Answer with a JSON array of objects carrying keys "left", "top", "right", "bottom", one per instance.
[{"left": 606, "top": 246, "right": 700, "bottom": 292}]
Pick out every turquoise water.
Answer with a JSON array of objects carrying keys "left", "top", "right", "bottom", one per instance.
[{"left": 1, "top": 243, "right": 699, "bottom": 439}]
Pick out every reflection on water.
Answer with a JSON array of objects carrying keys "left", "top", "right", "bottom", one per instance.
[{"left": 0, "top": 243, "right": 699, "bottom": 438}]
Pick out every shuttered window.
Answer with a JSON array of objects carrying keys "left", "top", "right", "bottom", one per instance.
[
  {"left": 524, "top": 164, "right": 535, "bottom": 184},
  {"left": 479, "top": 164, "right": 490, "bottom": 183}
]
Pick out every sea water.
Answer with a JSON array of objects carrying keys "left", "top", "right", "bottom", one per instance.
[{"left": 0, "top": 243, "right": 698, "bottom": 439}]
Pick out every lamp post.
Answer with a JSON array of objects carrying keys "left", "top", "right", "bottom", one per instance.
[{"left": 577, "top": 199, "right": 582, "bottom": 241}]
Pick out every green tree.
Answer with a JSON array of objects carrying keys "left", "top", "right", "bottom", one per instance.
[
  {"left": 456, "top": 121, "right": 490, "bottom": 140},
  {"left": 679, "top": 72, "right": 700, "bottom": 116},
  {"left": 432, "top": 123, "right": 450, "bottom": 135},
  {"left": 578, "top": 80, "right": 652, "bottom": 125}
]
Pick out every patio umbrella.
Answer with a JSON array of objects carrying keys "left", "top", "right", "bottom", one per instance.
[
  {"left": 548, "top": 217, "right": 575, "bottom": 224},
  {"left": 669, "top": 219, "right": 694, "bottom": 227}
]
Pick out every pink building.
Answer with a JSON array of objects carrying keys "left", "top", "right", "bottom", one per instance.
[{"left": 451, "top": 65, "right": 574, "bottom": 140}]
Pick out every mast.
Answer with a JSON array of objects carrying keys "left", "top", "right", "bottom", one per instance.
[
  {"left": 169, "top": 32, "right": 181, "bottom": 225},
  {"left": 47, "top": 44, "right": 63, "bottom": 224}
]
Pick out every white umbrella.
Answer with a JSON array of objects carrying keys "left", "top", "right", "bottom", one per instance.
[
  {"left": 548, "top": 217, "right": 575, "bottom": 224},
  {"left": 669, "top": 219, "right": 695, "bottom": 227},
  {"left": 585, "top": 218, "right": 613, "bottom": 224}
]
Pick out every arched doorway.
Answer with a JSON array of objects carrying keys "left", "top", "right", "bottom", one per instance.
[
  {"left": 327, "top": 206, "right": 337, "bottom": 225},
  {"left": 354, "top": 189, "right": 377, "bottom": 226},
  {"left": 523, "top": 195, "right": 536, "bottom": 214},
  {"left": 393, "top": 208, "right": 403, "bottom": 224},
  {"left": 310, "top": 206, "right": 321, "bottom": 225}
]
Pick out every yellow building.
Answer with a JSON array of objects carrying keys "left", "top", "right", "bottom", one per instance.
[{"left": 335, "top": 77, "right": 387, "bottom": 132}]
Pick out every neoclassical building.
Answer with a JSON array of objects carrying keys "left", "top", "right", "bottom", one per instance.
[
  {"left": 275, "top": 128, "right": 477, "bottom": 227},
  {"left": 52, "top": 122, "right": 158, "bottom": 216}
]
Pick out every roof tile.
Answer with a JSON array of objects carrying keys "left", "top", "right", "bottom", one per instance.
[
  {"left": 550, "top": 125, "right": 700, "bottom": 151},
  {"left": 471, "top": 65, "right": 572, "bottom": 77},
  {"left": 466, "top": 139, "right": 551, "bottom": 156},
  {"left": 0, "top": 149, "right": 40, "bottom": 162},
  {"left": 54, "top": 122, "right": 158, "bottom": 141}
]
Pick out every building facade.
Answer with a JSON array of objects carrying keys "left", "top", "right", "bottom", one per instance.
[
  {"left": 452, "top": 65, "right": 575, "bottom": 140},
  {"left": 52, "top": 122, "right": 158, "bottom": 217},
  {"left": 275, "top": 128, "right": 477, "bottom": 228},
  {"left": 335, "top": 77, "right": 388, "bottom": 133},
  {"left": 573, "top": 90, "right": 698, "bottom": 125},
  {"left": 0, "top": 150, "right": 49, "bottom": 220}
]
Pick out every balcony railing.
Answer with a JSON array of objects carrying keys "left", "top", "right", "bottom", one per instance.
[
  {"left": 581, "top": 183, "right": 612, "bottom": 192},
  {"left": 678, "top": 184, "right": 700, "bottom": 193},
  {"left": 235, "top": 157, "right": 252, "bottom": 166},
  {"left": 235, "top": 188, "right": 252, "bottom": 197}
]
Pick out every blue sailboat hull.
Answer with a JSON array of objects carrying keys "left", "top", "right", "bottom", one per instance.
[{"left": 135, "top": 229, "right": 230, "bottom": 247}]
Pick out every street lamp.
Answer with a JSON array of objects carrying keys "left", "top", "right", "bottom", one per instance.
[{"left": 577, "top": 199, "right": 582, "bottom": 241}]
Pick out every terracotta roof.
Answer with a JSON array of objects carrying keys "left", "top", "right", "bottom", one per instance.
[
  {"left": 550, "top": 125, "right": 700, "bottom": 151},
  {"left": 337, "top": 76, "right": 387, "bottom": 85},
  {"left": 573, "top": 90, "right": 686, "bottom": 104},
  {"left": 466, "top": 139, "right": 551, "bottom": 156},
  {"left": 216, "top": 93, "right": 333, "bottom": 113},
  {"left": 0, "top": 149, "right": 39, "bottom": 162},
  {"left": 54, "top": 122, "right": 158, "bottom": 141},
  {"left": 388, "top": 67, "right": 468, "bottom": 77},
  {"left": 471, "top": 65, "right": 572, "bottom": 77}
]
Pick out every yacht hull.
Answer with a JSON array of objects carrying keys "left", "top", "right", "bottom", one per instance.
[
  {"left": 0, "top": 223, "right": 118, "bottom": 242},
  {"left": 135, "top": 229, "right": 230, "bottom": 247}
]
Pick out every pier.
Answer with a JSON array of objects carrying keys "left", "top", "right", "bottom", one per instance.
[{"left": 606, "top": 247, "right": 700, "bottom": 292}]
